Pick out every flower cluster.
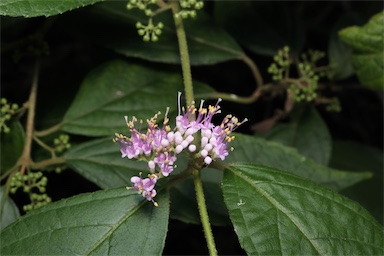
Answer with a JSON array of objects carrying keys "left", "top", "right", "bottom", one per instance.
[{"left": 114, "top": 93, "right": 247, "bottom": 205}]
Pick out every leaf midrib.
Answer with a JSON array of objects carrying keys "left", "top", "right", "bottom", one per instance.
[{"left": 227, "top": 165, "right": 326, "bottom": 255}]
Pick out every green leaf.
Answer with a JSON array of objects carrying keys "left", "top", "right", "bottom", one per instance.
[
  {"left": 328, "top": 13, "right": 362, "bottom": 80},
  {"left": 330, "top": 140, "right": 383, "bottom": 173},
  {"left": 60, "top": 60, "right": 214, "bottom": 136},
  {"left": 170, "top": 179, "right": 230, "bottom": 226},
  {"left": 0, "top": 120, "right": 25, "bottom": 172},
  {"left": 214, "top": 1, "right": 305, "bottom": 56},
  {"left": 329, "top": 141, "right": 383, "bottom": 223},
  {"left": 64, "top": 137, "right": 148, "bottom": 189},
  {"left": 0, "top": 187, "right": 169, "bottom": 255},
  {"left": 223, "top": 163, "right": 384, "bottom": 255},
  {"left": 227, "top": 133, "right": 371, "bottom": 191},
  {"left": 339, "top": 11, "right": 384, "bottom": 90},
  {"left": 265, "top": 106, "right": 331, "bottom": 165},
  {"left": 0, "top": 0, "right": 104, "bottom": 17},
  {"left": 62, "top": 2, "right": 245, "bottom": 65},
  {"left": 0, "top": 187, "right": 20, "bottom": 231}
]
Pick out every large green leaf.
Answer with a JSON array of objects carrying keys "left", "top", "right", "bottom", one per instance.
[
  {"left": 227, "top": 133, "right": 371, "bottom": 191},
  {"left": 0, "top": 120, "right": 25, "bottom": 172},
  {"left": 265, "top": 106, "right": 331, "bottom": 165},
  {"left": 339, "top": 11, "right": 384, "bottom": 90},
  {"left": 213, "top": 1, "right": 305, "bottom": 56},
  {"left": 170, "top": 179, "right": 230, "bottom": 226},
  {"left": 0, "top": 187, "right": 20, "bottom": 231},
  {"left": 330, "top": 140, "right": 383, "bottom": 223},
  {"left": 0, "top": 0, "right": 103, "bottom": 17},
  {"left": 64, "top": 137, "right": 148, "bottom": 189},
  {"left": 62, "top": 2, "right": 245, "bottom": 65},
  {"left": 64, "top": 137, "right": 229, "bottom": 225},
  {"left": 0, "top": 187, "right": 169, "bottom": 255},
  {"left": 60, "top": 60, "right": 214, "bottom": 136},
  {"left": 223, "top": 163, "right": 384, "bottom": 255},
  {"left": 328, "top": 13, "right": 363, "bottom": 80}
]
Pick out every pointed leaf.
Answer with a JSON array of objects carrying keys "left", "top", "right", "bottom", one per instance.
[
  {"left": 226, "top": 133, "right": 371, "bottom": 191},
  {"left": 170, "top": 179, "right": 230, "bottom": 226},
  {"left": 265, "top": 106, "right": 331, "bottom": 165},
  {"left": 60, "top": 60, "right": 214, "bottom": 136},
  {"left": 223, "top": 163, "right": 384, "bottom": 255},
  {"left": 64, "top": 137, "right": 148, "bottom": 189},
  {"left": 0, "top": 187, "right": 169, "bottom": 255},
  {"left": 62, "top": 2, "right": 245, "bottom": 65},
  {"left": 0, "top": 187, "right": 20, "bottom": 231},
  {"left": 0, "top": 0, "right": 103, "bottom": 17},
  {"left": 339, "top": 11, "right": 384, "bottom": 90}
]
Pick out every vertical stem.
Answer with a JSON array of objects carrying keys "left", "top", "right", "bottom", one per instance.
[
  {"left": 192, "top": 168, "right": 218, "bottom": 256},
  {"left": 171, "top": 2, "right": 194, "bottom": 105},
  {"left": 19, "top": 59, "right": 39, "bottom": 175}
]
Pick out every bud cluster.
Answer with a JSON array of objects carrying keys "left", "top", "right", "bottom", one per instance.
[
  {"left": 267, "top": 46, "right": 290, "bottom": 82},
  {"left": 175, "top": 0, "right": 204, "bottom": 19},
  {"left": 0, "top": 98, "right": 19, "bottom": 133},
  {"left": 10, "top": 171, "right": 51, "bottom": 212},
  {"left": 114, "top": 93, "right": 247, "bottom": 206},
  {"left": 136, "top": 20, "right": 164, "bottom": 42},
  {"left": 54, "top": 134, "right": 71, "bottom": 153},
  {"left": 126, "top": 0, "right": 157, "bottom": 16}
]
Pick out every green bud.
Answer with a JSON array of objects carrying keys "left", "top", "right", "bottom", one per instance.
[
  {"left": 0, "top": 98, "right": 6, "bottom": 104},
  {"left": 23, "top": 187, "right": 30, "bottom": 193},
  {"left": 145, "top": 9, "right": 152, "bottom": 16},
  {"left": 283, "top": 46, "right": 289, "bottom": 53},
  {"left": 39, "top": 187, "right": 46, "bottom": 193},
  {"left": 158, "top": 22, "right": 164, "bottom": 29},
  {"left": 4, "top": 114, "right": 11, "bottom": 120},
  {"left": 136, "top": 22, "right": 142, "bottom": 28},
  {"left": 10, "top": 188, "right": 17, "bottom": 194},
  {"left": 138, "top": 3, "right": 145, "bottom": 10},
  {"left": 190, "top": 10, "right": 196, "bottom": 18},
  {"left": 181, "top": 11, "right": 188, "bottom": 19},
  {"left": 126, "top": 3, "right": 133, "bottom": 9},
  {"left": 3, "top": 126, "right": 10, "bottom": 133},
  {"left": 154, "top": 28, "right": 162, "bottom": 36},
  {"left": 143, "top": 34, "right": 150, "bottom": 42},
  {"left": 11, "top": 103, "right": 18, "bottom": 110},
  {"left": 138, "top": 29, "right": 145, "bottom": 36},
  {"left": 151, "top": 34, "right": 159, "bottom": 42}
]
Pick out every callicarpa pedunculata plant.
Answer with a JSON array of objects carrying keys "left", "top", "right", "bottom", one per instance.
[{"left": 0, "top": 1, "right": 383, "bottom": 255}]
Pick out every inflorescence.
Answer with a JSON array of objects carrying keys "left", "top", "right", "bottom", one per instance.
[{"left": 114, "top": 93, "right": 247, "bottom": 206}]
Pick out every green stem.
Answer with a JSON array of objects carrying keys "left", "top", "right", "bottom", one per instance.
[
  {"left": 171, "top": 2, "right": 194, "bottom": 105},
  {"left": 34, "top": 121, "right": 63, "bottom": 137},
  {"left": 192, "top": 168, "right": 218, "bottom": 256},
  {"left": 19, "top": 59, "right": 40, "bottom": 175},
  {"left": 30, "top": 157, "right": 66, "bottom": 170}
]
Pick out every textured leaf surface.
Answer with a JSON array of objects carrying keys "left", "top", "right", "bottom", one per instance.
[
  {"left": 328, "top": 13, "right": 362, "bottom": 80},
  {"left": 63, "top": 2, "right": 244, "bottom": 65},
  {"left": 265, "top": 106, "right": 331, "bottom": 165},
  {"left": 223, "top": 163, "right": 384, "bottom": 255},
  {"left": 170, "top": 179, "right": 229, "bottom": 226},
  {"left": 64, "top": 137, "right": 149, "bottom": 189},
  {"left": 60, "top": 60, "right": 214, "bottom": 136},
  {"left": 0, "top": 187, "right": 20, "bottom": 231},
  {"left": 0, "top": 187, "right": 169, "bottom": 255},
  {"left": 0, "top": 0, "right": 103, "bottom": 17},
  {"left": 227, "top": 133, "right": 371, "bottom": 191},
  {"left": 339, "top": 11, "right": 384, "bottom": 90},
  {"left": 214, "top": 1, "right": 304, "bottom": 56},
  {"left": 0, "top": 120, "right": 25, "bottom": 172}
]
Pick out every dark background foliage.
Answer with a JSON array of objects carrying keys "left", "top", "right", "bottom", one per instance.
[{"left": 1, "top": 1, "right": 382, "bottom": 254}]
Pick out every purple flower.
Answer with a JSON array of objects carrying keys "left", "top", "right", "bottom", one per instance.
[{"left": 116, "top": 92, "right": 247, "bottom": 206}]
